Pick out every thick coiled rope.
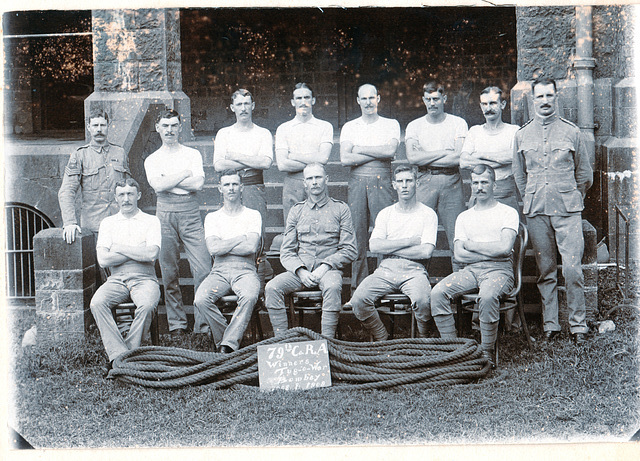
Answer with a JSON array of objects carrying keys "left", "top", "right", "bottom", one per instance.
[{"left": 110, "top": 327, "right": 490, "bottom": 390}]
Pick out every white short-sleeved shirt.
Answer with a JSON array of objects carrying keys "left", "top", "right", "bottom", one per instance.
[
  {"left": 461, "top": 123, "right": 520, "bottom": 181},
  {"left": 213, "top": 124, "right": 273, "bottom": 167},
  {"left": 454, "top": 202, "right": 519, "bottom": 246},
  {"left": 405, "top": 113, "right": 468, "bottom": 153},
  {"left": 97, "top": 210, "right": 162, "bottom": 250},
  {"left": 275, "top": 115, "right": 333, "bottom": 155},
  {"left": 340, "top": 116, "right": 400, "bottom": 173},
  {"left": 144, "top": 145, "right": 205, "bottom": 195},
  {"left": 204, "top": 206, "right": 262, "bottom": 240},
  {"left": 371, "top": 202, "right": 438, "bottom": 247}
]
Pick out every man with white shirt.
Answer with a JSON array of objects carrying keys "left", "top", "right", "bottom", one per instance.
[
  {"left": 430, "top": 165, "right": 519, "bottom": 367},
  {"left": 340, "top": 84, "right": 399, "bottom": 289},
  {"left": 348, "top": 165, "right": 438, "bottom": 341},
  {"left": 214, "top": 89, "right": 273, "bottom": 228},
  {"left": 194, "top": 170, "right": 261, "bottom": 353},
  {"left": 275, "top": 83, "right": 334, "bottom": 224},
  {"left": 459, "top": 86, "right": 520, "bottom": 210},
  {"left": 90, "top": 178, "right": 161, "bottom": 375},
  {"left": 405, "top": 81, "right": 468, "bottom": 264},
  {"left": 144, "top": 109, "right": 211, "bottom": 335}
]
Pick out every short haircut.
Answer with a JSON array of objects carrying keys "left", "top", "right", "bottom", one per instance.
[
  {"left": 218, "top": 169, "right": 242, "bottom": 183},
  {"left": 293, "top": 82, "right": 313, "bottom": 97},
  {"left": 471, "top": 164, "right": 496, "bottom": 182},
  {"left": 393, "top": 164, "right": 418, "bottom": 181},
  {"left": 303, "top": 162, "right": 326, "bottom": 177},
  {"left": 480, "top": 86, "right": 505, "bottom": 101},
  {"left": 423, "top": 81, "right": 445, "bottom": 95},
  {"left": 231, "top": 88, "right": 253, "bottom": 103},
  {"left": 357, "top": 83, "right": 378, "bottom": 96},
  {"left": 156, "top": 108, "right": 181, "bottom": 124},
  {"left": 87, "top": 109, "right": 109, "bottom": 124},
  {"left": 114, "top": 177, "right": 141, "bottom": 193},
  {"left": 531, "top": 76, "right": 557, "bottom": 94}
]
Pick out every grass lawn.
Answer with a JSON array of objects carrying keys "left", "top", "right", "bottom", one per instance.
[{"left": 7, "top": 274, "right": 640, "bottom": 449}]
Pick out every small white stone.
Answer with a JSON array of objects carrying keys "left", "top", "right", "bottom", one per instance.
[
  {"left": 598, "top": 320, "right": 616, "bottom": 334},
  {"left": 21, "top": 325, "right": 37, "bottom": 348}
]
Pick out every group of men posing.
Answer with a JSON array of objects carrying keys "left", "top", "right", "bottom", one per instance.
[{"left": 58, "top": 75, "right": 592, "bottom": 370}]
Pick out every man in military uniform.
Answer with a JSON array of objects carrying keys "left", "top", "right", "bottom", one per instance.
[
  {"left": 265, "top": 163, "right": 357, "bottom": 339},
  {"left": 58, "top": 109, "right": 130, "bottom": 244},
  {"left": 513, "top": 76, "right": 593, "bottom": 344}
]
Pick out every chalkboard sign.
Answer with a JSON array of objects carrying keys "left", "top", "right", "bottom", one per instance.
[{"left": 257, "top": 340, "right": 332, "bottom": 391}]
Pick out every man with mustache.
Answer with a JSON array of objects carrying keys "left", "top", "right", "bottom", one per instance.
[
  {"left": 275, "top": 83, "right": 334, "bottom": 224},
  {"left": 90, "top": 178, "right": 161, "bottom": 376},
  {"left": 194, "top": 170, "right": 261, "bottom": 353},
  {"left": 513, "top": 76, "right": 593, "bottom": 344},
  {"left": 405, "top": 81, "right": 468, "bottom": 269},
  {"left": 430, "top": 165, "right": 519, "bottom": 368},
  {"left": 58, "top": 110, "right": 131, "bottom": 244},
  {"left": 340, "top": 84, "right": 400, "bottom": 290},
  {"left": 213, "top": 89, "right": 273, "bottom": 284},
  {"left": 265, "top": 163, "right": 357, "bottom": 339},
  {"left": 459, "top": 86, "right": 520, "bottom": 210},
  {"left": 144, "top": 109, "right": 212, "bottom": 335},
  {"left": 348, "top": 165, "right": 437, "bottom": 341}
]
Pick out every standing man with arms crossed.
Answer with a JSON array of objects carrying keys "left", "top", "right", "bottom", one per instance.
[
  {"left": 265, "top": 163, "right": 357, "bottom": 339},
  {"left": 430, "top": 165, "right": 519, "bottom": 367},
  {"left": 275, "top": 83, "right": 334, "bottom": 224},
  {"left": 90, "top": 178, "right": 161, "bottom": 375},
  {"left": 348, "top": 165, "right": 438, "bottom": 341},
  {"left": 405, "top": 81, "right": 468, "bottom": 268},
  {"left": 214, "top": 88, "right": 273, "bottom": 283},
  {"left": 194, "top": 170, "right": 261, "bottom": 353},
  {"left": 459, "top": 86, "right": 520, "bottom": 210},
  {"left": 144, "top": 109, "right": 211, "bottom": 335},
  {"left": 58, "top": 109, "right": 131, "bottom": 244},
  {"left": 340, "top": 84, "right": 400, "bottom": 290},
  {"left": 513, "top": 77, "right": 593, "bottom": 344}
]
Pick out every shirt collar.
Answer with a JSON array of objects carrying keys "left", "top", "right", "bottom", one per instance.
[
  {"left": 305, "top": 195, "right": 329, "bottom": 209},
  {"left": 89, "top": 141, "right": 110, "bottom": 153},
  {"left": 534, "top": 112, "right": 558, "bottom": 126},
  {"left": 291, "top": 115, "right": 319, "bottom": 127},
  {"left": 115, "top": 209, "right": 142, "bottom": 221}
]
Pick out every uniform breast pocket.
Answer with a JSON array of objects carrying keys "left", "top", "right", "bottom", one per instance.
[
  {"left": 550, "top": 142, "right": 575, "bottom": 169},
  {"left": 81, "top": 167, "right": 100, "bottom": 191},
  {"left": 297, "top": 224, "right": 311, "bottom": 240}
]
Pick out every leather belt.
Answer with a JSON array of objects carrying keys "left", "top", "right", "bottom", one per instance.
[{"left": 417, "top": 166, "right": 459, "bottom": 175}]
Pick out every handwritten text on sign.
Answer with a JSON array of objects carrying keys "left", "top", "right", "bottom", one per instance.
[{"left": 257, "top": 340, "right": 331, "bottom": 391}]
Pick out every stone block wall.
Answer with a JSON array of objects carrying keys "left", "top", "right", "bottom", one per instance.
[{"left": 33, "top": 228, "right": 97, "bottom": 345}]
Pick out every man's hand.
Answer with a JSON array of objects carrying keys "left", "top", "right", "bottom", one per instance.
[
  {"left": 62, "top": 225, "right": 81, "bottom": 244},
  {"left": 310, "top": 264, "right": 330, "bottom": 282},
  {"left": 296, "top": 268, "right": 318, "bottom": 288}
]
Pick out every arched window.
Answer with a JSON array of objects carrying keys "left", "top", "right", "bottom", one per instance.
[{"left": 5, "top": 203, "right": 54, "bottom": 301}]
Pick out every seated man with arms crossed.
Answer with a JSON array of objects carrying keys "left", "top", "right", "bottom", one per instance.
[
  {"left": 430, "top": 165, "right": 519, "bottom": 367},
  {"left": 194, "top": 170, "right": 262, "bottom": 353},
  {"left": 348, "top": 165, "right": 438, "bottom": 341},
  {"left": 90, "top": 178, "right": 161, "bottom": 375}
]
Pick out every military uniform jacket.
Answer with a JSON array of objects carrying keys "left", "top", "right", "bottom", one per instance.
[
  {"left": 513, "top": 114, "right": 593, "bottom": 217},
  {"left": 58, "top": 142, "right": 130, "bottom": 233},
  {"left": 280, "top": 195, "right": 357, "bottom": 274}
]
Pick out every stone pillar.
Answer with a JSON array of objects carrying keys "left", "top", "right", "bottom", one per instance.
[
  {"left": 86, "top": 8, "right": 192, "bottom": 154},
  {"left": 33, "top": 228, "right": 97, "bottom": 345}
]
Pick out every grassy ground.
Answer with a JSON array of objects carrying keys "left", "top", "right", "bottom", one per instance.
[{"left": 8, "top": 270, "right": 640, "bottom": 449}]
